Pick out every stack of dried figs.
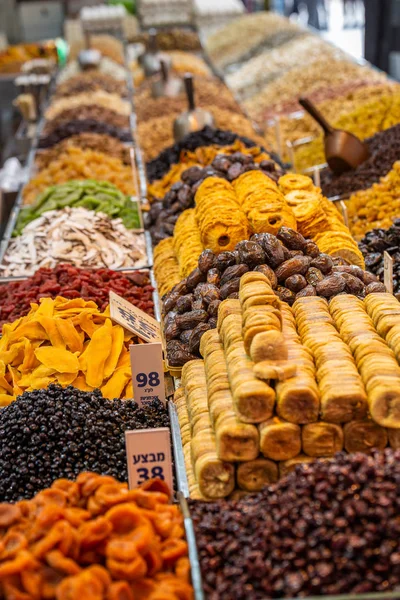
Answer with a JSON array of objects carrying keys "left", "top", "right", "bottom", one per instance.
[
  {"left": 163, "top": 226, "right": 385, "bottom": 366},
  {"left": 145, "top": 151, "right": 282, "bottom": 245}
]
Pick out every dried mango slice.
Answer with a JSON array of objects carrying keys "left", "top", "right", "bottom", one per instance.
[
  {"left": 8, "top": 321, "right": 47, "bottom": 344},
  {"left": 55, "top": 319, "right": 83, "bottom": 354},
  {"left": 20, "top": 340, "right": 41, "bottom": 373},
  {"left": 56, "top": 372, "right": 78, "bottom": 386},
  {"left": 36, "top": 316, "right": 65, "bottom": 349},
  {"left": 35, "top": 297, "right": 54, "bottom": 317},
  {"left": 103, "top": 326, "right": 125, "bottom": 380},
  {"left": 85, "top": 319, "right": 113, "bottom": 388},
  {"left": 101, "top": 367, "right": 131, "bottom": 400},
  {"left": 34, "top": 347, "right": 80, "bottom": 374},
  {"left": 0, "top": 394, "right": 14, "bottom": 406}
]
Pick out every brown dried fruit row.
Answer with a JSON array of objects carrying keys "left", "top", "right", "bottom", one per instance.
[{"left": 330, "top": 294, "right": 400, "bottom": 428}]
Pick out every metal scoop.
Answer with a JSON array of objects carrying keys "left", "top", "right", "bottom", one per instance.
[
  {"left": 173, "top": 74, "right": 215, "bottom": 142},
  {"left": 299, "top": 97, "right": 370, "bottom": 174},
  {"left": 141, "top": 28, "right": 166, "bottom": 77},
  {"left": 151, "top": 59, "right": 183, "bottom": 98}
]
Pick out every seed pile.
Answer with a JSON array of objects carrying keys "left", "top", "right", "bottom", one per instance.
[
  {"left": 2, "top": 207, "right": 146, "bottom": 277},
  {"left": 321, "top": 123, "right": 400, "bottom": 198},
  {"left": 0, "top": 265, "right": 154, "bottom": 330},
  {"left": 146, "top": 126, "right": 264, "bottom": 183},
  {"left": 0, "top": 473, "right": 192, "bottom": 600},
  {"left": 0, "top": 386, "right": 169, "bottom": 502},
  {"left": 146, "top": 151, "right": 282, "bottom": 244},
  {"left": 163, "top": 227, "right": 383, "bottom": 366},
  {"left": 191, "top": 449, "right": 400, "bottom": 599},
  {"left": 359, "top": 219, "right": 400, "bottom": 295}
]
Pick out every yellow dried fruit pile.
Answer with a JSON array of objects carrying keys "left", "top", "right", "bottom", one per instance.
[
  {"left": 154, "top": 237, "right": 181, "bottom": 296},
  {"left": 347, "top": 161, "right": 400, "bottom": 237},
  {"left": 22, "top": 147, "right": 136, "bottom": 204},
  {"left": 195, "top": 177, "right": 250, "bottom": 253},
  {"left": 0, "top": 297, "right": 140, "bottom": 406},
  {"left": 234, "top": 170, "right": 297, "bottom": 235},
  {"left": 173, "top": 209, "right": 204, "bottom": 278},
  {"left": 148, "top": 140, "right": 271, "bottom": 202},
  {"left": 278, "top": 174, "right": 365, "bottom": 268}
]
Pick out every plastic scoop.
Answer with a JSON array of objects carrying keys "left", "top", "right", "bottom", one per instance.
[
  {"left": 173, "top": 74, "right": 215, "bottom": 142},
  {"left": 299, "top": 97, "right": 370, "bottom": 174}
]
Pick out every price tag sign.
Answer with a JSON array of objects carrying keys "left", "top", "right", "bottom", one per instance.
[
  {"left": 109, "top": 291, "right": 161, "bottom": 343},
  {"left": 130, "top": 342, "right": 165, "bottom": 407},
  {"left": 384, "top": 251, "right": 394, "bottom": 294},
  {"left": 125, "top": 428, "right": 173, "bottom": 492}
]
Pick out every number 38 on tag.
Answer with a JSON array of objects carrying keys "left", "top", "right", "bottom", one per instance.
[{"left": 125, "top": 428, "right": 173, "bottom": 493}]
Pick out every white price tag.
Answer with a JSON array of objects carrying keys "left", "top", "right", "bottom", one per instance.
[
  {"left": 130, "top": 342, "right": 165, "bottom": 407},
  {"left": 384, "top": 251, "right": 394, "bottom": 294},
  {"left": 125, "top": 428, "right": 173, "bottom": 493},
  {"left": 109, "top": 291, "right": 161, "bottom": 343}
]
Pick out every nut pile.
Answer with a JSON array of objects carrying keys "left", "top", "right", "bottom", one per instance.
[
  {"left": 17, "top": 179, "right": 141, "bottom": 234},
  {"left": 146, "top": 151, "right": 282, "bottom": 244},
  {"left": 23, "top": 148, "right": 136, "bottom": 204},
  {"left": 2, "top": 207, "right": 146, "bottom": 277},
  {"left": 0, "top": 473, "right": 192, "bottom": 599},
  {"left": 146, "top": 126, "right": 263, "bottom": 182},
  {"left": 35, "top": 133, "right": 131, "bottom": 170},
  {"left": 0, "top": 387, "right": 169, "bottom": 501},
  {"left": 45, "top": 91, "right": 131, "bottom": 121},
  {"left": 43, "top": 104, "right": 130, "bottom": 134},
  {"left": 191, "top": 450, "right": 400, "bottom": 598},
  {"left": 0, "top": 265, "right": 154, "bottom": 330},
  {"left": 38, "top": 118, "right": 132, "bottom": 148},
  {"left": 321, "top": 122, "right": 400, "bottom": 198},
  {"left": 163, "top": 227, "right": 383, "bottom": 366},
  {"left": 359, "top": 219, "right": 400, "bottom": 295},
  {"left": 55, "top": 71, "right": 128, "bottom": 97}
]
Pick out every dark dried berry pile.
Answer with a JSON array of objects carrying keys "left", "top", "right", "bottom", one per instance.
[
  {"left": 359, "top": 218, "right": 400, "bottom": 296},
  {"left": 43, "top": 105, "right": 129, "bottom": 135},
  {"left": 38, "top": 119, "right": 131, "bottom": 148},
  {"left": 0, "top": 385, "right": 169, "bottom": 502},
  {"left": 163, "top": 227, "right": 384, "bottom": 366},
  {"left": 145, "top": 152, "right": 283, "bottom": 245},
  {"left": 321, "top": 123, "right": 400, "bottom": 198},
  {"left": 0, "top": 264, "right": 154, "bottom": 331},
  {"left": 191, "top": 450, "right": 400, "bottom": 599},
  {"left": 146, "top": 125, "right": 269, "bottom": 183}
]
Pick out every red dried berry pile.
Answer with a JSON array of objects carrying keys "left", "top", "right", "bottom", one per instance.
[
  {"left": 191, "top": 450, "right": 400, "bottom": 599},
  {"left": 0, "top": 264, "right": 154, "bottom": 330}
]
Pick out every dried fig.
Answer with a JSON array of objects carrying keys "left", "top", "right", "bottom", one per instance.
[
  {"left": 254, "top": 264, "right": 277, "bottom": 289},
  {"left": 198, "top": 249, "right": 217, "bottom": 273},
  {"left": 277, "top": 227, "right": 307, "bottom": 251},
  {"left": 235, "top": 240, "right": 266, "bottom": 266},
  {"left": 188, "top": 323, "right": 212, "bottom": 354},
  {"left": 315, "top": 274, "right": 346, "bottom": 297},
  {"left": 275, "top": 256, "right": 311, "bottom": 282},
  {"left": 310, "top": 254, "right": 334, "bottom": 274},
  {"left": 285, "top": 274, "right": 307, "bottom": 293},
  {"left": 220, "top": 264, "right": 249, "bottom": 287}
]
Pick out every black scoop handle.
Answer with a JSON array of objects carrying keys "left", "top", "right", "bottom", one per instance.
[
  {"left": 299, "top": 97, "right": 334, "bottom": 136},
  {"left": 184, "top": 73, "right": 195, "bottom": 112}
]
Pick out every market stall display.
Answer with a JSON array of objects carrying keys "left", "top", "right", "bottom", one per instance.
[
  {"left": 55, "top": 71, "right": 128, "bottom": 97},
  {"left": 0, "top": 266, "right": 154, "bottom": 330},
  {"left": 0, "top": 42, "right": 57, "bottom": 74},
  {"left": 57, "top": 56, "right": 128, "bottom": 82},
  {"left": 45, "top": 91, "right": 131, "bottom": 121},
  {"left": 0, "top": 388, "right": 168, "bottom": 501},
  {"left": 191, "top": 450, "right": 400, "bottom": 598},
  {"left": 0, "top": 473, "right": 192, "bottom": 599}
]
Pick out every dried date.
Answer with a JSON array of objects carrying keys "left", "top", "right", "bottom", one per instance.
[
  {"left": 180, "top": 330, "right": 192, "bottom": 344},
  {"left": 310, "top": 254, "right": 334, "bottom": 274},
  {"left": 208, "top": 299, "right": 221, "bottom": 317},
  {"left": 208, "top": 317, "right": 217, "bottom": 329},
  {"left": 236, "top": 240, "right": 266, "bottom": 266},
  {"left": 250, "top": 233, "right": 285, "bottom": 268},
  {"left": 163, "top": 290, "right": 180, "bottom": 314},
  {"left": 198, "top": 249, "right": 217, "bottom": 273},
  {"left": 285, "top": 274, "right": 307, "bottom": 293},
  {"left": 175, "top": 309, "right": 208, "bottom": 330},
  {"left": 192, "top": 298, "right": 205, "bottom": 311},
  {"left": 186, "top": 268, "right": 206, "bottom": 290},
  {"left": 167, "top": 340, "right": 199, "bottom": 366},
  {"left": 176, "top": 294, "right": 193, "bottom": 313},
  {"left": 171, "top": 279, "right": 188, "bottom": 295},
  {"left": 362, "top": 271, "right": 379, "bottom": 285},
  {"left": 332, "top": 264, "right": 364, "bottom": 280},
  {"left": 165, "top": 321, "right": 181, "bottom": 341},
  {"left": 306, "top": 267, "right": 325, "bottom": 286},
  {"left": 277, "top": 227, "right": 307, "bottom": 251},
  {"left": 340, "top": 273, "right": 365, "bottom": 294},
  {"left": 365, "top": 281, "right": 387, "bottom": 294},
  {"left": 276, "top": 286, "right": 296, "bottom": 305},
  {"left": 188, "top": 322, "right": 212, "bottom": 354},
  {"left": 216, "top": 251, "right": 237, "bottom": 272},
  {"left": 296, "top": 285, "right": 316, "bottom": 299},
  {"left": 304, "top": 241, "right": 320, "bottom": 257},
  {"left": 220, "top": 278, "right": 241, "bottom": 300},
  {"left": 275, "top": 256, "right": 311, "bottom": 281},
  {"left": 207, "top": 268, "right": 220, "bottom": 286},
  {"left": 254, "top": 264, "right": 277, "bottom": 289},
  {"left": 316, "top": 274, "right": 346, "bottom": 297},
  {"left": 220, "top": 264, "right": 249, "bottom": 287}
]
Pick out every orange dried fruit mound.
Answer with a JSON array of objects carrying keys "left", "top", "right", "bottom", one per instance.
[{"left": 0, "top": 474, "right": 193, "bottom": 600}]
